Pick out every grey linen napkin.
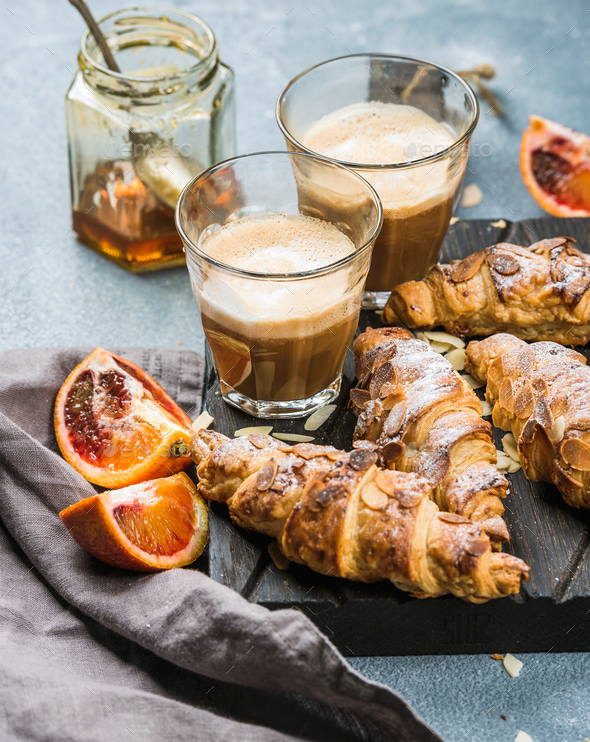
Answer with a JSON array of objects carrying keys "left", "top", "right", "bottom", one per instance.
[{"left": 0, "top": 346, "right": 442, "bottom": 742}]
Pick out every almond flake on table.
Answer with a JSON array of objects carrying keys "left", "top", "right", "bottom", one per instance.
[
  {"left": 490, "top": 219, "right": 507, "bottom": 228},
  {"left": 514, "top": 732, "right": 533, "bottom": 742},
  {"left": 192, "top": 410, "right": 214, "bottom": 433},
  {"left": 449, "top": 216, "right": 460, "bottom": 225},
  {"left": 503, "top": 652, "right": 523, "bottom": 678},
  {"left": 234, "top": 426, "right": 273, "bottom": 437},
  {"left": 462, "top": 373, "right": 485, "bottom": 390},
  {"left": 460, "top": 183, "right": 483, "bottom": 208},
  {"left": 481, "top": 401, "right": 493, "bottom": 416},
  {"left": 272, "top": 433, "right": 314, "bottom": 442},
  {"left": 496, "top": 452, "right": 512, "bottom": 473},
  {"left": 446, "top": 348, "right": 466, "bottom": 371},
  {"left": 507, "top": 459, "right": 521, "bottom": 473},
  {"left": 502, "top": 433, "right": 519, "bottom": 462},
  {"left": 423, "top": 331, "right": 465, "bottom": 349},
  {"left": 304, "top": 404, "right": 337, "bottom": 431},
  {"left": 430, "top": 340, "right": 453, "bottom": 353}
]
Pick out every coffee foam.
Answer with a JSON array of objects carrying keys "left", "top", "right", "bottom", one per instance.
[
  {"left": 199, "top": 214, "right": 361, "bottom": 341},
  {"left": 201, "top": 213, "right": 354, "bottom": 273},
  {"left": 301, "top": 101, "right": 457, "bottom": 214}
]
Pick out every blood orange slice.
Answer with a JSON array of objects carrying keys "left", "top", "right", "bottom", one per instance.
[
  {"left": 55, "top": 348, "right": 193, "bottom": 488},
  {"left": 520, "top": 115, "right": 590, "bottom": 217},
  {"left": 60, "top": 472, "right": 208, "bottom": 571}
]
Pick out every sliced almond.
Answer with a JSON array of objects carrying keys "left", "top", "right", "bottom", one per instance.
[
  {"left": 499, "top": 378, "right": 515, "bottom": 414},
  {"left": 350, "top": 448, "right": 379, "bottom": 471},
  {"left": 361, "top": 481, "right": 389, "bottom": 510},
  {"left": 450, "top": 251, "right": 485, "bottom": 283},
  {"left": 488, "top": 251, "right": 520, "bottom": 276},
  {"left": 192, "top": 410, "right": 214, "bottom": 433},
  {"left": 256, "top": 459, "right": 278, "bottom": 490},
  {"left": 396, "top": 490, "right": 423, "bottom": 508},
  {"left": 350, "top": 388, "right": 371, "bottom": 408},
  {"left": 272, "top": 433, "right": 314, "bottom": 443},
  {"left": 405, "top": 442, "right": 418, "bottom": 459},
  {"left": 517, "top": 347, "right": 536, "bottom": 375},
  {"left": 429, "top": 341, "right": 453, "bottom": 354},
  {"left": 548, "top": 415, "right": 566, "bottom": 444},
  {"left": 383, "top": 401, "right": 407, "bottom": 437},
  {"left": 514, "top": 732, "right": 533, "bottom": 742},
  {"left": 496, "top": 452, "right": 512, "bottom": 472},
  {"left": 462, "top": 373, "right": 485, "bottom": 390},
  {"left": 482, "top": 401, "right": 493, "bottom": 417},
  {"left": 502, "top": 433, "right": 519, "bottom": 463},
  {"left": 561, "top": 438, "right": 590, "bottom": 471},
  {"left": 304, "top": 404, "right": 337, "bottom": 431},
  {"left": 503, "top": 653, "right": 523, "bottom": 678},
  {"left": 490, "top": 219, "right": 507, "bottom": 229},
  {"left": 507, "top": 459, "right": 522, "bottom": 473},
  {"left": 235, "top": 426, "right": 273, "bottom": 437},
  {"left": 514, "top": 380, "right": 534, "bottom": 419},
  {"left": 249, "top": 433, "right": 271, "bottom": 449},
  {"left": 446, "top": 348, "right": 466, "bottom": 371},
  {"left": 449, "top": 216, "right": 460, "bottom": 225},
  {"left": 374, "top": 470, "right": 400, "bottom": 496},
  {"left": 460, "top": 183, "right": 482, "bottom": 208},
  {"left": 438, "top": 512, "right": 470, "bottom": 524},
  {"left": 415, "top": 331, "right": 429, "bottom": 343},
  {"left": 424, "top": 331, "right": 466, "bottom": 349}
]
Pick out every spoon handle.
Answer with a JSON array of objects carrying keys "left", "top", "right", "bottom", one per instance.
[{"left": 68, "top": 0, "right": 121, "bottom": 73}]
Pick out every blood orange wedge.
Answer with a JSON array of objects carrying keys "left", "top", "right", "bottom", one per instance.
[
  {"left": 55, "top": 348, "right": 193, "bottom": 488},
  {"left": 60, "top": 472, "right": 208, "bottom": 571},
  {"left": 520, "top": 115, "right": 590, "bottom": 217}
]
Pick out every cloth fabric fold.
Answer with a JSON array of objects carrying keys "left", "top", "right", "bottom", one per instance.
[{"left": 0, "top": 346, "right": 442, "bottom": 742}]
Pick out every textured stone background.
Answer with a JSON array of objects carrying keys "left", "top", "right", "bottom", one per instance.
[{"left": 1, "top": 1, "right": 589, "bottom": 740}]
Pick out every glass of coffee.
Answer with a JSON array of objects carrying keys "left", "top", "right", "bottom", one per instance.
[
  {"left": 176, "top": 151, "right": 383, "bottom": 418},
  {"left": 276, "top": 54, "right": 479, "bottom": 309}
]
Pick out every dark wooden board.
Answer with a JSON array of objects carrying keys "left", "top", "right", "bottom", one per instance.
[{"left": 201, "top": 217, "right": 590, "bottom": 655}]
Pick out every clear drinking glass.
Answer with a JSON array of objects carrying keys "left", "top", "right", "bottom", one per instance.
[
  {"left": 176, "top": 151, "right": 383, "bottom": 418},
  {"left": 276, "top": 54, "right": 479, "bottom": 308}
]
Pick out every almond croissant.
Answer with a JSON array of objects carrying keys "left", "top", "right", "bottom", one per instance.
[
  {"left": 351, "top": 327, "right": 510, "bottom": 549},
  {"left": 192, "top": 429, "right": 529, "bottom": 602},
  {"left": 465, "top": 333, "right": 590, "bottom": 508},
  {"left": 383, "top": 237, "right": 590, "bottom": 345}
]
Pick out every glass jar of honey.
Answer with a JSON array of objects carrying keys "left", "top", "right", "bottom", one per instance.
[{"left": 66, "top": 7, "right": 235, "bottom": 271}]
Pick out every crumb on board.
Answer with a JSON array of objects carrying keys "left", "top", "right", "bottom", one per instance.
[
  {"left": 501, "top": 715, "right": 508, "bottom": 721},
  {"left": 491, "top": 653, "right": 505, "bottom": 661}
]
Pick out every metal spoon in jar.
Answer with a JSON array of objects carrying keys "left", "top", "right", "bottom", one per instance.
[{"left": 68, "top": 0, "right": 198, "bottom": 209}]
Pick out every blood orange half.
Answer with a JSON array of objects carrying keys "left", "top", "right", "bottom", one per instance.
[
  {"left": 60, "top": 472, "right": 208, "bottom": 571},
  {"left": 55, "top": 348, "right": 193, "bottom": 488},
  {"left": 520, "top": 115, "right": 590, "bottom": 217}
]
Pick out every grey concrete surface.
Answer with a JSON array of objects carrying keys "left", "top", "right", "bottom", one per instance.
[{"left": 1, "top": 1, "right": 589, "bottom": 740}]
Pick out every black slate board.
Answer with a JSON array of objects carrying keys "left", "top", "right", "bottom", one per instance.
[{"left": 201, "top": 217, "right": 590, "bottom": 656}]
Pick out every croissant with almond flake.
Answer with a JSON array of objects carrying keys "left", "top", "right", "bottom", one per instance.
[
  {"left": 192, "top": 429, "right": 529, "bottom": 602},
  {"left": 383, "top": 237, "right": 590, "bottom": 345},
  {"left": 350, "top": 326, "right": 511, "bottom": 549},
  {"left": 465, "top": 333, "right": 590, "bottom": 508}
]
